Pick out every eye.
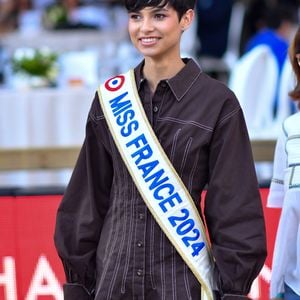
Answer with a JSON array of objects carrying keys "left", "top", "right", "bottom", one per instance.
[
  {"left": 154, "top": 13, "right": 166, "bottom": 20},
  {"left": 129, "top": 13, "right": 142, "bottom": 21}
]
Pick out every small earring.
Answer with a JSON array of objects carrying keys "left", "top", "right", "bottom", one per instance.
[{"left": 296, "top": 54, "right": 300, "bottom": 66}]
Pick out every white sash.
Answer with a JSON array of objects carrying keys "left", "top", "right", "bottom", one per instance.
[{"left": 98, "top": 70, "right": 215, "bottom": 300}]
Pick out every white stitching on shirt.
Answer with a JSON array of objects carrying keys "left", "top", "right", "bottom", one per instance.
[
  {"left": 160, "top": 231, "right": 166, "bottom": 300},
  {"left": 121, "top": 182, "right": 136, "bottom": 293},
  {"left": 188, "top": 152, "right": 199, "bottom": 195},
  {"left": 184, "top": 264, "right": 192, "bottom": 299},
  {"left": 171, "top": 246, "right": 177, "bottom": 300},
  {"left": 168, "top": 71, "right": 201, "bottom": 102},
  {"left": 217, "top": 107, "right": 241, "bottom": 127},
  {"left": 96, "top": 137, "right": 121, "bottom": 298},
  {"left": 158, "top": 116, "right": 214, "bottom": 132},
  {"left": 149, "top": 214, "right": 157, "bottom": 289},
  {"left": 170, "top": 129, "right": 181, "bottom": 164},
  {"left": 180, "top": 137, "right": 193, "bottom": 175},
  {"left": 170, "top": 135, "right": 178, "bottom": 300},
  {"left": 107, "top": 165, "right": 128, "bottom": 298}
]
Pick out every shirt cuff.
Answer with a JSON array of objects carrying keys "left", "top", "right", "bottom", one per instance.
[{"left": 63, "top": 283, "right": 94, "bottom": 300}]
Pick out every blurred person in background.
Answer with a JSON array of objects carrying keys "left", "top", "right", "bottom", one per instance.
[
  {"left": 0, "top": 0, "right": 18, "bottom": 33},
  {"left": 243, "top": 3, "right": 298, "bottom": 116},
  {"left": 267, "top": 26, "right": 300, "bottom": 300},
  {"left": 244, "top": 3, "right": 298, "bottom": 76},
  {"left": 54, "top": 0, "right": 267, "bottom": 299},
  {"left": 239, "top": 0, "right": 268, "bottom": 55}
]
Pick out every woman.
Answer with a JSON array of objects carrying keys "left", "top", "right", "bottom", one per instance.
[
  {"left": 268, "top": 26, "right": 300, "bottom": 300},
  {"left": 54, "top": 0, "right": 267, "bottom": 299}
]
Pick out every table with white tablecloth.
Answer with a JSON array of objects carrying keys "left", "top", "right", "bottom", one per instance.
[{"left": 0, "top": 87, "right": 95, "bottom": 187}]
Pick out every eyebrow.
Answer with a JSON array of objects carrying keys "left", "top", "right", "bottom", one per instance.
[
  {"left": 152, "top": 7, "right": 168, "bottom": 11},
  {"left": 147, "top": 7, "right": 169, "bottom": 13},
  {"left": 129, "top": 6, "right": 169, "bottom": 14}
]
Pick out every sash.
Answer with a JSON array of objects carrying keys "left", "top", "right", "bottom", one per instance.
[{"left": 98, "top": 70, "right": 215, "bottom": 300}]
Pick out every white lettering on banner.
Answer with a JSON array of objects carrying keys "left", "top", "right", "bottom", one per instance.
[
  {"left": 0, "top": 255, "right": 63, "bottom": 300},
  {"left": 25, "top": 255, "right": 63, "bottom": 300},
  {"left": 0, "top": 257, "right": 17, "bottom": 300},
  {"left": 109, "top": 87, "right": 207, "bottom": 257}
]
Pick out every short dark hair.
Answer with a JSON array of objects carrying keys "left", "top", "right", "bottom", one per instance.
[
  {"left": 289, "top": 27, "right": 300, "bottom": 104},
  {"left": 266, "top": 4, "right": 298, "bottom": 30},
  {"left": 124, "top": 0, "right": 196, "bottom": 20}
]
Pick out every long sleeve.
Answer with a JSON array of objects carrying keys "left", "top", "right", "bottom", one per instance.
[
  {"left": 269, "top": 113, "right": 300, "bottom": 298},
  {"left": 204, "top": 107, "right": 267, "bottom": 299},
  {"left": 267, "top": 129, "right": 287, "bottom": 208},
  {"left": 54, "top": 96, "right": 113, "bottom": 298}
]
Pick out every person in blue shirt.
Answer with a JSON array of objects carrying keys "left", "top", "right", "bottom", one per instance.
[
  {"left": 245, "top": 4, "right": 297, "bottom": 75},
  {"left": 245, "top": 3, "right": 298, "bottom": 115}
]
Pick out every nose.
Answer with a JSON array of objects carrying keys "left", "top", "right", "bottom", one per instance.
[{"left": 140, "top": 17, "right": 154, "bottom": 32}]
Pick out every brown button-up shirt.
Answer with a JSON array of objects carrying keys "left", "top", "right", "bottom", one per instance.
[{"left": 54, "top": 59, "right": 267, "bottom": 300}]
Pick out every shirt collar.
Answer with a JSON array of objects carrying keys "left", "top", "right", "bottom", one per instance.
[
  {"left": 134, "top": 58, "right": 202, "bottom": 102},
  {"left": 135, "top": 60, "right": 146, "bottom": 91}
]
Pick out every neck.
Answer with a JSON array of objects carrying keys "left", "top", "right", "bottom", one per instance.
[{"left": 143, "top": 57, "right": 185, "bottom": 93}]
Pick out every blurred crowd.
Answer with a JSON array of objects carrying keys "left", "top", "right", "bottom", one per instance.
[
  {"left": 196, "top": 0, "right": 299, "bottom": 57},
  {"left": 0, "top": 0, "right": 124, "bottom": 32},
  {"left": 0, "top": 0, "right": 299, "bottom": 58},
  {"left": 195, "top": 0, "right": 299, "bottom": 74},
  {"left": 0, "top": 0, "right": 299, "bottom": 89},
  {"left": 0, "top": 0, "right": 299, "bottom": 185}
]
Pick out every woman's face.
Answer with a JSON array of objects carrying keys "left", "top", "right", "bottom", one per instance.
[{"left": 128, "top": 4, "right": 192, "bottom": 61}]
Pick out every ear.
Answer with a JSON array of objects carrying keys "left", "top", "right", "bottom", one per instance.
[{"left": 180, "top": 9, "right": 194, "bottom": 31}]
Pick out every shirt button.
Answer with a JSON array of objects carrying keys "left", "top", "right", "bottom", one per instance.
[
  {"left": 153, "top": 106, "right": 159, "bottom": 113},
  {"left": 161, "top": 82, "right": 167, "bottom": 88},
  {"left": 137, "top": 269, "right": 143, "bottom": 276},
  {"left": 137, "top": 241, "right": 143, "bottom": 248},
  {"left": 138, "top": 213, "right": 144, "bottom": 220}
]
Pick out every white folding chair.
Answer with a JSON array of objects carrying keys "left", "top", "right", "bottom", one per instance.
[
  {"left": 223, "top": 1, "right": 247, "bottom": 67},
  {"left": 228, "top": 45, "right": 279, "bottom": 138}
]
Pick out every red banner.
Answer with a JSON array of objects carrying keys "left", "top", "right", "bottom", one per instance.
[
  {"left": 0, "top": 189, "right": 281, "bottom": 299},
  {"left": 0, "top": 195, "right": 65, "bottom": 300}
]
